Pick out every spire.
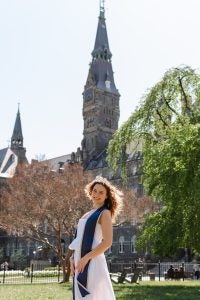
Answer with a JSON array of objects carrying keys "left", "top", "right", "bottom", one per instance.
[
  {"left": 92, "top": 0, "right": 112, "bottom": 60},
  {"left": 11, "top": 105, "right": 24, "bottom": 149},
  {"left": 100, "top": 0, "right": 105, "bottom": 19},
  {"left": 88, "top": 1, "right": 119, "bottom": 95}
]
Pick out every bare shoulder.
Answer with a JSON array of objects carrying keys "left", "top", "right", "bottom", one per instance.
[
  {"left": 102, "top": 209, "right": 112, "bottom": 217},
  {"left": 99, "top": 209, "right": 112, "bottom": 224}
]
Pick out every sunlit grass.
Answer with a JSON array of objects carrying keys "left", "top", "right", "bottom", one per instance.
[
  {"left": 115, "top": 281, "right": 200, "bottom": 300},
  {"left": 0, "top": 283, "right": 70, "bottom": 300},
  {"left": 0, "top": 281, "right": 200, "bottom": 300}
]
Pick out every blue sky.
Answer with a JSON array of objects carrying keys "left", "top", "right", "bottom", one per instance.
[{"left": 0, "top": 0, "right": 200, "bottom": 162}]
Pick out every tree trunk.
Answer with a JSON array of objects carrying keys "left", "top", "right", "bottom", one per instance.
[{"left": 60, "top": 249, "right": 73, "bottom": 283}]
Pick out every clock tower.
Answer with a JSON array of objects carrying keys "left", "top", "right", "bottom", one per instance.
[{"left": 82, "top": 1, "right": 120, "bottom": 166}]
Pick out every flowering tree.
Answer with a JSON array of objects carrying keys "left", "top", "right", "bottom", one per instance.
[{"left": 0, "top": 162, "right": 93, "bottom": 281}]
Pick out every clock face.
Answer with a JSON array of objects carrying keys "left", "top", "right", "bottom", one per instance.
[{"left": 84, "top": 88, "right": 93, "bottom": 101}]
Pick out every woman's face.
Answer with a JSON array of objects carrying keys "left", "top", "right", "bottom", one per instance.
[{"left": 91, "top": 183, "right": 107, "bottom": 208}]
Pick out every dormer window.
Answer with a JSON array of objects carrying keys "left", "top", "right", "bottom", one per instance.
[
  {"left": 105, "top": 80, "right": 111, "bottom": 89},
  {"left": 104, "top": 48, "right": 108, "bottom": 60},
  {"left": 131, "top": 235, "right": 137, "bottom": 253},
  {"left": 119, "top": 236, "right": 125, "bottom": 253}
]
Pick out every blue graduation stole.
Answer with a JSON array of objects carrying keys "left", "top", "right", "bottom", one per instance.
[{"left": 76, "top": 205, "right": 106, "bottom": 297}]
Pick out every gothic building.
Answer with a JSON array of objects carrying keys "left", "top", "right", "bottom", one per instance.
[{"left": 0, "top": 108, "right": 30, "bottom": 266}]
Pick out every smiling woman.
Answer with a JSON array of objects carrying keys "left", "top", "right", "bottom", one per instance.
[
  {"left": 68, "top": 176, "right": 123, "bottom": 300},
  {"left": 90, "top": 183, "right": 107, "bottom": 208}
]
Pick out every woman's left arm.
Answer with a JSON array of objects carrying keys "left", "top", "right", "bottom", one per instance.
[{"left": 76, "top": 210, "right": 113, "bottom": 273}]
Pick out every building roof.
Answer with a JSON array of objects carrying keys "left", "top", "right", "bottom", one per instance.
[
  {"left": 92, "top": 5, "right": 112, "bottom": 60},
  {"left": 88, "top": 4, "right": 119, "bottom": 95},
  {"left": 0, "top": 148, "right": 18, "bottom": 178},
  {"left": 11, "top": 108, "right": 24, "bottom": 147},
  {"left": 86, "top": 149, "right": 108, "bottom": 170},
  {"left": 44, "top": 154, "right": 72, "bottom": 171},
  {"left": 0, "top": 148, "right": 8, "bottom": 167}
]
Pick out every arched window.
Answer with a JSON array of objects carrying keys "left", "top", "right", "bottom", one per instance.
[
  {"left": 44, "top": 219, "right": 48, "bottom": 234},
  {"left": 11, "top": 242, "right": 15, "bottom": 255},
  {"left": 6, "top": 243, "right": 11, "bottom": 256},
  {"left": 131, "top": 235, "right": 137, "bottom": 253},
  {"left": 119, "top": 236, "right": 125, "bottom": 253},
  {"left": 27, "top": 241, "right": 31, "bottom": 256}
]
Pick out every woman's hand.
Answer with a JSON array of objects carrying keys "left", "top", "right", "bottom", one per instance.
[{"left": 76, "top": 255, "right": 90, "bottom": 273}]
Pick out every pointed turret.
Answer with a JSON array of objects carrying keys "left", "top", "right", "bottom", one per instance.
[
  {"left": 92, "top": 2, "right": 112, "bottom": 61},
  {"left": 86, "top": 1, "right": 119, "bottom": 94},
  {"left": 11, "top": 107, "right": 23, "bottom": 148},
  {"left": 11, "top": 106, "right": 27, "bottom": 164}
]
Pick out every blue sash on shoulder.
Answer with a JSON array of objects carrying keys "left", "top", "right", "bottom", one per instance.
[{"left": 76, "top": 205, "right": 106, "bottom": 297}]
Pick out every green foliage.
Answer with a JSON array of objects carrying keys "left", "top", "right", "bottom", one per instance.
[
  {"left": 143, "top": 120, "right": 200, "bottom": 199},
  {"left": 107, "top": 65, "right": 200, "bottom": 256},
  {"left": 136, "top": 208, "right": 184, "bottom": 257},
  {"left": 23, "top": 267, "right": 61, "bottom": 278},
  {"left": 108, "top": 66, "right": 200, "bottom": 172},
  {"left": 140, "top": 119, "right": 200, "bottom": 254},
  {"left": 31, "top": 270, "right": 60, "bottom": 278}
]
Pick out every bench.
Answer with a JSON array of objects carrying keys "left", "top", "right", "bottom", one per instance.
[
  {"left": 125, "top": 267, "right": 143, "bottom": 284},
  {"left": 164, "top": 271, "right": 193, "bottom": 280},
  {"left": 110, "top": 269, "right": 128, "bottom": 284}
]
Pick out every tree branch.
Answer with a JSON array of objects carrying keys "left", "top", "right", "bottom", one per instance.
[
  {"left": 178, "top": 76, "right": 190, "bottom": 113},
  {"left": 155, "top": 109, "right": 169, "bottom": 127}
]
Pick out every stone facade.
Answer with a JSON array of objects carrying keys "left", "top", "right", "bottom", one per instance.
[{"left": 107, "top": 223, "right": 139, "bottom": 263}]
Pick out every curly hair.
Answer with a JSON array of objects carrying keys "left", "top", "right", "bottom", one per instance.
[{"left": 84, "top": 176, "right": 123, "bottom": 221}]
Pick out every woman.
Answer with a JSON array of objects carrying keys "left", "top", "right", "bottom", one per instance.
[{"left": 69, "top": 176, "right": 123, "bottom": 300}]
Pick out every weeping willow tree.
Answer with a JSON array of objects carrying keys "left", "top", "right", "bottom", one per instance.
[{"left": 107, "top": 65, "right": 200, "bottom": 256}]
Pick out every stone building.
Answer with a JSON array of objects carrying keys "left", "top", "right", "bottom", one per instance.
[
  {"left": 0, "top": 107, "right": 31, "bottom": 266},
  {"left": 0, "top": 107, "right": 28, "bottom": 179}
]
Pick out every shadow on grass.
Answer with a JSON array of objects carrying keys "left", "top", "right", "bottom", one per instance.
[
  {"left": 114, "top": 283, "right": 200, "bottom": 300},
  {"left": 59, "top": 282, "right": 72, "bottom": 290}
]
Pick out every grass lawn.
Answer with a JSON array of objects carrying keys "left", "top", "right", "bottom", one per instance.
[
  {"left": 0, "top": 281, "right": 200, "bottom": 300},
  {"left": 115, "top": 281, "right": 200, "bottom": 300}
]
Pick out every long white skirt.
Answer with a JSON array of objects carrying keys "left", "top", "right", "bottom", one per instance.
[{"left": 73, "top": 253, "right": 115, "bottom": 300}]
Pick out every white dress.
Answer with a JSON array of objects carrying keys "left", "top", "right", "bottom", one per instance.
[{"left": 69, "top": 213, "right": 115, "bottom": 300}]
